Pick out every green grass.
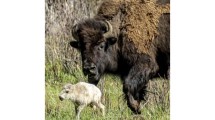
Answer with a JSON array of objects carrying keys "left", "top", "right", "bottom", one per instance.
[{"left": 45, "top": 63, "right": 170, "bottom": 120}]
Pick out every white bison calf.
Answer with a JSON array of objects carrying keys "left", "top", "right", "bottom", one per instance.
[{"left": 59, "top": 82, "right": 105, "bottom": 120}]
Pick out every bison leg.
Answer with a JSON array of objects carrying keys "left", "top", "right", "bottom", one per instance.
[{"left": 122, "top": 63, "right": 152, "bottom": 114}]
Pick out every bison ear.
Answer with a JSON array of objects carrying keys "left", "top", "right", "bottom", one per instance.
[
  {"left": 70, "top": 41, "right": 80, "bottom": 49},
  {"left": 107, "top": 37, "right": 117, "bottom": 45}
]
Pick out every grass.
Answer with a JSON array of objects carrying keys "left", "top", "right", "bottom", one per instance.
[{"left": 45, "top": 63, "right": 170, "bottom": 120}]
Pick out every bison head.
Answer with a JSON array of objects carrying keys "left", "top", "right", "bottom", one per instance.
[{"left": 70, "top": 19, "right": 117, "bottom": 85}]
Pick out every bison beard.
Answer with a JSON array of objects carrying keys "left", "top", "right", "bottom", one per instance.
[{"left": 69, "top": 0, "right": 170, "bottom": 114}]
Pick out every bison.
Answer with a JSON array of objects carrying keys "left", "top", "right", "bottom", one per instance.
[{"left": 69, "top": 0, "right": 170, "bottom": 114}]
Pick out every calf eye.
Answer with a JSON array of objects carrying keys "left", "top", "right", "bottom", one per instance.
[{"left": 65, "top": 90, "right": 69, "bottom": 93}]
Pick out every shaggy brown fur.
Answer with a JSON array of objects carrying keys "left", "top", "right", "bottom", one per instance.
[
  {"left": 97, "top": 0, "right": 122, "bottom": 20},
  {"left": 97, "top": 0, "right": 170, "bottom": 55}
]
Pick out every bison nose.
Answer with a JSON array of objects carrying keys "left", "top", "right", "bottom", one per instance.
[{"left": 83, "top": 64, "right": 96, "bottom": 75}]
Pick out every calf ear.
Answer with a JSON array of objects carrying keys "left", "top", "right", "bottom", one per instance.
[
  {"left": 65, "top": 84, "right": 73, "bottom": 89},
  {"left": 107, "top": 37, "right": 117, "bottom": 46},
  {"left": 70, "top": 41, "right": 80, "bottom": 49}
]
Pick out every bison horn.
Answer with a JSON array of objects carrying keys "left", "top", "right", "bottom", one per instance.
[
  {"left": 103, "top": 20, "right": 113, "bottom": 38},
  {"left": 72, "top": 24, "right": 79, "bottom": 41}
]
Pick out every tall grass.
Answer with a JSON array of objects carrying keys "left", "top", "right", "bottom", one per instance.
[{"left": 45, "top": 63, "right": 169, "bottom": 120}]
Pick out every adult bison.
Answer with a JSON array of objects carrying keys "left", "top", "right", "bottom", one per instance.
[{"left": 70, "top": 0, "right": 170, "bottom": 114}]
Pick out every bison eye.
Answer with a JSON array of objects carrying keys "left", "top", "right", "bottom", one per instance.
[{"left": 98, "top": 44, "right": 104, "bottom": 50}]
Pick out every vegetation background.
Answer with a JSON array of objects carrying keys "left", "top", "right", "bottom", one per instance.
[{"left": 45, "top": 0, "right": 170, "bottom": 119}]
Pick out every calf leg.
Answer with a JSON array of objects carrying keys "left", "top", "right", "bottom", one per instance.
[
  {"left": 75, "top": 104, "right": 86, "bottom": 120},
  {"left": 97, "top": 101, "right": 105, "bottom": 116},
  {"left": 93, "top": 101, "right": 105, "bottom": 116}
]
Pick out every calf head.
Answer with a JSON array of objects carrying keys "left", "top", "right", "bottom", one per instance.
[
  {"left": 59, "top": 84, "right": 73, "bottom": 101},
  {"left": 70, "top": 19, "right": 117, "bottom": 85}
]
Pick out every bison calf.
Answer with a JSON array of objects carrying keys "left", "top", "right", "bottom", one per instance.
[{"left": 59, "top": 82, "right": 105, "bottom": 120}]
